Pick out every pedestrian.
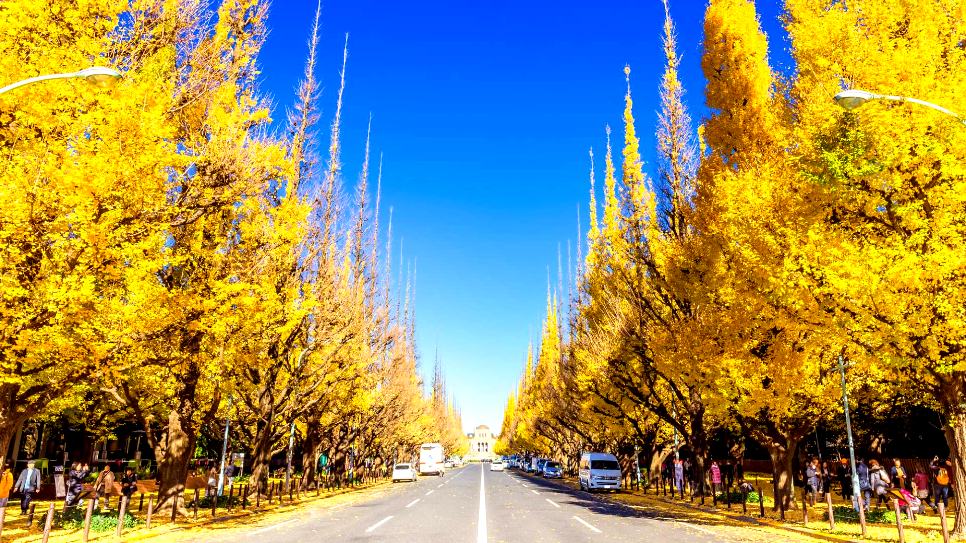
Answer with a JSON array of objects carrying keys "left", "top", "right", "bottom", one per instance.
[
  {"left": 224, "top": 462, "right": 236, "bottom": 489},
  {"left": 912, "top": 467, "right": 930, "bottom": 514},
  {"left": 931, "top": 458, "right": 952, "bottom": 512},
  {"left": 806, "top": 458, "right": 821, "bottom": 506},
  {"left": 66, "top": 462, "right": 90, "bottom": 506},
  {"left": 820, "top": 460, "right": 831, "bottom": 498},
  {"left": 856, "top": 458, "right": 871, "bottom": 512},
  {"left": 890, "top": 459, "right": 907, "bottom": 490},
  {"left": 0, "top": 461, "right": 12, "bottom": 507},
  {"left": 120, "top": 468, "right": 138, "bottom": 500},
  {"left": 838, "top": 458, "right": 852, "bottom": 500},
  {"left": 93, "top": 464, "right": 116, "bottom": 510},
  {"left": 13, "top": 459, "right": 41, "bottom": 514},
  {"left": 673, "top": 459, "right": 684, "bottom": 496},
  {"left": 206, "top": 466, "right": 218, "bottom": 498},
  {"left": 868, "top": 459, "right": 891, "bottom": 509},
  {"left": 710, "top": 461, "right": 722, "bottom": 495}
]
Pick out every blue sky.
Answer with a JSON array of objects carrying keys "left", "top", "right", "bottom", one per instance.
[{"left": 257, "top": 0, "right": 792, "bottom": 434}]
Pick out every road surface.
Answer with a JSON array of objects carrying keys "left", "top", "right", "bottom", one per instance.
[{"left": 220, "top": 464, "right": 748, "bottom": 542}]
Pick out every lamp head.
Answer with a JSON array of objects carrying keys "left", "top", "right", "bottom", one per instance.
[
  {"left": 77, "top": 66, "right": 122, "bottom": 88},
  {"left": 834, "top": 89, "right": 877, "bottom": 111}
]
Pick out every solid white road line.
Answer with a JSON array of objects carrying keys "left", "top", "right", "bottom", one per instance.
[
  {"left": 250, "top": 518, "right": 298, "bottom": 535},
  {"left": 477, "top": 463, "right": 487, "bottom": 543},
  {"left": 437, "top": 483, "right": 444, "bottom": 488},
  {"left": 530, "top": 489, "right": 540, "bottom": 495},
  {"left": 425, "top": 489, "right": 434, "bottom": 496},
  {"left": 573, "top": 515, "right": 602, "bottom": 534},
  {"left": 545, "top": 498, "right": 561, "bottom": 508},
  {"left": 365, "top": 516, "right": 394, "bottom": 533},
  {"left": 406, "top": 499, "right": 420, "bottom": 508}
]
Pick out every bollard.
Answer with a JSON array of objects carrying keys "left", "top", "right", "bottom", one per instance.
[
  {"left": 712, "top": 486, "right": 717, "bottom": 507},
  {"left": 171, "top": 495, "right": 177, "bottom": 523},
  {"left": 40, "top": 503, "right": 55, "bottom": 543},
  {"left": 212, "top": 488, "right": 218, "bottom": 517},
  {"left": 227, "top": 484, "right": 233, "bottom": 512},
  {"left": 139, "top": 492, "right": 145, "bottom": 512},
  {"left": 726, "top": 485, "right": 731, "bottom": 510},
  {"left": 116, "top": 495, "right": 128, "bottom": 537},
  {"left": 146, "top": 497, "right": 154, "bottom": 529},
  {"left": 857, "top": 494, "right": 867, "bottom": 536},
  {"left": 257, "top": 483, "right": 261, "bottom": 509},
  {"left": 27, "top": 502, "right": 36, "bottom": 528},
  {"left": 893, "top": 498, "right": 904, "bottom": 543},
  {"left": 194, "top": 489, "right": 200, "bottom": 519},
  {"left": 939, "top": 502, "right": 951, "bottom": 543},
  {"left": 82, "top": 499, "right": 95, "bottom": 543},
  {"left": 826, "top": 491, "right": 835, "bottom": 530},
  {"left": 758, "top": 486, "right": 765, "bottom": 518},
  {"left": 742, "top": 491, "right": 748, "bottom": 515},
  {"left": 242, "top": 485, "right": 248, "bottom": 510},
  {"left": 267, "top": 481, "right": 273, "bottom": 504},
  {"left": 0, "top": 506, "right": 5, "bottom": 540},
  {"left": 779, "top": 493, "right": 785, "bottom": 521}
]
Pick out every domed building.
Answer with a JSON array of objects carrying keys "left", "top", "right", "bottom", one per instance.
[{"left": 465, "top": 424, "right": 497, "bottom": 462}]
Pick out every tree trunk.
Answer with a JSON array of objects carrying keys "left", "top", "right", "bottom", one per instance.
[
  {"left": 943, "top": 411, "right": 966, "bottom": 536},
  {"left": 247, "top": 379, "right": 278, "bottom": 496},
  {"left": 300, "top": 418, "right": 322, "bottom": 488},
  {"left": 689, "top": 390, "right": 709, "bottom": 496},
  {"left": 766, "top": 438, "right": 798, "bottom": 512},
  {"left": 649, "top": 445, "right": 673, "bottom": 486},
  {"left": 154, "top": 408, "right": 198, "bottom": 515}
]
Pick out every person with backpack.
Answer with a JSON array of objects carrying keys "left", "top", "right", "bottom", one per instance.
[
  {"left": 932, "top": 458, "right": 952, "bottom": 512},
  {"left": 868, "top": 459, "right": 891, "bottom": 509},
  {"left": 890, "top": 459, "right": 907, "bottom": 490},
  {"left": 806, "top": 458, "right": 821, "bottom": 506}
]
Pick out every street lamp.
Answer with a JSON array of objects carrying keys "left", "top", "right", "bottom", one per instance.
[
  {"left": 0, "top": 66, "right": 122, "bottom": 95},
  {"left": 834, "top": 89, "right": 965, "bottom": 125}
]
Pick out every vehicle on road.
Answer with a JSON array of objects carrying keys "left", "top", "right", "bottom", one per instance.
[
  {"left": 542, "top": 461, "right": 562, "bottom": 478},
  {"left": 392, "top": 463, "right": 417, "bottom": 482},
  {"left": 490, "top": 459, "right": 505, "bottom": 471},
  {"left": 578, "top": 452, "right": 622, "bottom": 492},
  {"left": 443, "top": 459, "right": 454, "bottom": 468},
  {"left": 419, "top": 443, "right": 446, "bottom": 476}
]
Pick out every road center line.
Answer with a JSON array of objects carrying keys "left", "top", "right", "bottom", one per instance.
[
  {"left": 530, "top": 489, "right": 539, "bottom": 495},
  {"left": 406, "top": 499, "right": 420, "bottom": 508},
  {"left": 573, "top": 515, "right": 602, "bottom": 534},
  {"left": 365, "top": 516, "right": 394, "bottom": 533},
  {"left": 437, "top": 483, "right": 444, "bottom": 488},
  {"left": 545, "top": 498, "right": 561, "bottom": 508},
  {"left": 425, "top": 489, "right": 434, "bottom": 496},
  {"left": 477, "top": 463, "right": 487, "bottom": 543}
]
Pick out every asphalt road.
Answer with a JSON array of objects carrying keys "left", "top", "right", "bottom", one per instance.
[{"left": 224, "top": 464, "right": 737, "bottom": 542}]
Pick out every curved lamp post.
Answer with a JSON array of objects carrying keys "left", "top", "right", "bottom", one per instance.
[
  {"left": 0, "top": 66, "right": 122, "bottom": 96},
  {"left": 834, "top": 89, "right": 964, "bottom": 125}
]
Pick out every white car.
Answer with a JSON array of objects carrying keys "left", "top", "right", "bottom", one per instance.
[
  {"left": 392, "top": 463, "right": 417, "bottom": 482},
  {"left": 489, "top": 460, "right": 505, "bottom": 471}
]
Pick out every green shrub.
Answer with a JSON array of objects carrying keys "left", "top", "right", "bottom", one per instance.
[
  {"left": 715, "top": 490, "right": 760, "bottom": 503},
  {"left": 825, "top": 505, "right": 896, "bottom": 524},
  {"left": 55, "top": 507, "right": 141, "bottom": 532}
]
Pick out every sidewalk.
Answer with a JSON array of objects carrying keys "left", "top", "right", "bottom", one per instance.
[
  {"left": 1, "top": 479, "right": 393, "bottom": 543},
  {"left": 516, "top": 471, "right": 950, "bottom": 543}
]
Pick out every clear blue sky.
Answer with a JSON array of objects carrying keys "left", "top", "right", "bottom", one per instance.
[{"left": 257, "top": 0, "right": 792, "bottom": 434}]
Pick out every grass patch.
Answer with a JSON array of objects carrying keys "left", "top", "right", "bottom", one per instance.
[{"left": 54, "top": 506, "right": 141, "bottom": 532}]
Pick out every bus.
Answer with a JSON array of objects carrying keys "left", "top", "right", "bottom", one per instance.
[{"left": 419, "top": 443, "right": 445, "bottom": 476}]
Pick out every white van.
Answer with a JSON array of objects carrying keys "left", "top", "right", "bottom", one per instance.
[{"left": 578, "top": 452, "right": 622, "bottom": 492}]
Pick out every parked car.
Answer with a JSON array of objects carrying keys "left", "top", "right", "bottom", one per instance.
[
  {"left": 443, "top": 460, "right": 454, "bottom": 468},
  {"left": 578, "top": 452, "right": 621, "bottom": 492},
  {"left": 391, "top": 463, "right": 417, "bottom": 482},
  {"left": 490, "top": 459, "right": 505, "bottom": 472},
  {"left": 542, "top": 461, "right": 562, "bottom": 478}
]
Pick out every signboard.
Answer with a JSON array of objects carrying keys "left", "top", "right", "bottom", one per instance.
[{"left": 54, "top": 473, "right": 66, "bottom": 498}]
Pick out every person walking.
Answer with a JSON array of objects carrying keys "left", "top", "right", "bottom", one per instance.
[
  {"left": 890, "top": 459, "right": 907, "bottom": 490},
  {"left": 673, "top": 459, "right": 685, "bottom": 497},
  {"left": 931, "top": 458, "right": 953, "bottom": 512},
  {"left": 206, "top": 466, "right": 218, "bottom": 498},
  {"left": 66, "top": 462, "right": 90, "bottom": 506},
  {"left": 868, "top": 460, "right": 891, "bottom": 509},
  {"left": 837, "top": 458, "right": 852, "bottom": 500},
  {"left": 0, "top": 461, "right": 13, "bottom": 507},
  {"left": 806, "top": 458, "right": 821, "bottom": 506},
  {"left": 912, "top": 467, "right": 930, "bottom": 514},
  {"left": 13, "top": 460, "right": 41, "bottom": 514},
  {"left": 820, "top": 460, "right": 831, "bottom": 498},
  {"left": 856, "top": 458, "right": 871, "bottom": 512},
  {"left": 93, "top": 465, "right": 116, "bottom": 511},
  {"left": 710, "top": 461, "right": 722, "bottom": 495}
]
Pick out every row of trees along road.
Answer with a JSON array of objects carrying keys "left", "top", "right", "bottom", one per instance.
[
  {"left": 0, "top": 0, "right": 467, "bottom": 516},
  {"left": 497, "top": 0, "right": 966, "bottom": 536}
]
